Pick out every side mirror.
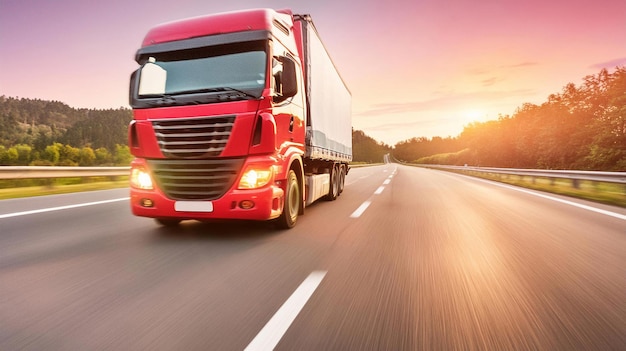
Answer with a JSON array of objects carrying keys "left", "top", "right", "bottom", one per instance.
[
  {"left": 138, "top": 59, "right": 167, "bottom": 96},
  {"left": 274, "top": 56, "right": 298, "bottom": 103}
]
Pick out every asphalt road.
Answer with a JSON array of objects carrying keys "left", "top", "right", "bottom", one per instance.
[{"left": 1, "top": 164, "right": 624, "bottom": 350}]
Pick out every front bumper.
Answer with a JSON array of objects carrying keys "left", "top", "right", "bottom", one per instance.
[{"left": 131, "top": 185, "right": 284, "bottom": 221}]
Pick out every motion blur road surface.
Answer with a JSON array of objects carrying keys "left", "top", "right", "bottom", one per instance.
[{"left": 1, "top": 164, "right": 625, "bottom": 350}]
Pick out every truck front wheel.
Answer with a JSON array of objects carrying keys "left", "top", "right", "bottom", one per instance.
[{"left": 276, "top": 170, "right": 300, "bottom": 229}]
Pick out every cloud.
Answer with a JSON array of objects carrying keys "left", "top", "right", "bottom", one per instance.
[
  {"left": 461, "top": 61, "right": 538, "bottom": 89},
  {"left": 355, "top": 89, "right": 536, "bottom": 117},
  {"left": 590, "top": 57, "right": 626, "bottom": 70},
  {"left": 468, "top": 61, "right": 539, "bottom": 75},
  {"left": 364, "top": 118, "right": 447, "bottom": 132},
  {"left": 505, "top": 61, "right": 539, "bottom": 68},
  {"left": 481, "top": 77, "right": 502, "bottom": 87}
]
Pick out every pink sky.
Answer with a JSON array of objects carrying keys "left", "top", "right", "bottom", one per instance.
[{"left": 1, "top": 0, "right": 625, "bottom": 145}]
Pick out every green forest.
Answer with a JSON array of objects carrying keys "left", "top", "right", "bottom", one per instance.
[
  {"left": 0, "top": 96, "right": 132, "bottom": 166},
  {"left": 0, "top": 66, "right": 623, "bottom": 170},
  {"left": 393, "top": 67, "right": 626, "bottom": 171}
]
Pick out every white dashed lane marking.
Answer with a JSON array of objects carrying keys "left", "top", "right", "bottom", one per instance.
[{"left": 350, "top": 167, "right": 396, "bottom": 219}]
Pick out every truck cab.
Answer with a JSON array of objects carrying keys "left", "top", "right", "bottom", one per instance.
[{"left": 128, "top": 9, "right": 351, "bottom": 228}]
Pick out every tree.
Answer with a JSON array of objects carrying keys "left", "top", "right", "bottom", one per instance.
[
  {"left": 78, "top": 146, "right": 96, "bottom": 166},
  {"left": 0, "top": 145, "right": 7, "bottom": 164},
  {"left": 59, "top": 144, "right": 80, "bottom": 166},
  {"left": 4, "top": 147, "right": 18, "bottom": 164},
  {"left": 14, "top": 144, "right": 32, "bottom": 165},
  {"left": 43, "top": 144, "right": 61, "bottom": 164},
  {"left": 114, "top": 144, "right": 132, "bottom": 165},
  {"left": 352, "top": 129, "right": 390, "bottom": 163},
  {"left": 393, "top": 136, "right": 461, "bottom": 163},
  {"left": 95, "top": 147, "right": 112, "bottom": 165}
]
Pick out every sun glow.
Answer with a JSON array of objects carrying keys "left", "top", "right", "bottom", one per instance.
[{"left": 462, "top": 109, "right": 485, "bottom": 124}]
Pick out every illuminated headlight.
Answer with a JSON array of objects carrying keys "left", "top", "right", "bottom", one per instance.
[
  {"left": 130, "top": 168, "right": 154, "bottom": 190},
  {"left": 238, "top": 166, "right": 273, "bottom": 189}
]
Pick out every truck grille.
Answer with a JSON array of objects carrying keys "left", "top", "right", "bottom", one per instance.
[
  {"left": 147, "top": 158, "right": 244, "bottom": 200},
  {"left": 152, "top": 115, "right": 235, "bottom": 158}
]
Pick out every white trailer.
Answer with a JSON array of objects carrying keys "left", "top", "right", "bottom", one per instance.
[{"left": 295, "top": 15, "right": 352, "bottom": 205}]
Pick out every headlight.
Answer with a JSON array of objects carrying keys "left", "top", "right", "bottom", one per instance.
[
  {"left": 238, "top": 166, "right": 273, "bottom": 189},
  {"left": 130, "top": 168, "right": 154, "bottom": 190}
]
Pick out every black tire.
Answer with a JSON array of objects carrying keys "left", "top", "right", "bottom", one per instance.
[
  {"left": 338, "top": 165, "right": 346, "bottom": 195},
  {"left": 276, "top": 170, "right": 300, "bottom": 229},
  {"left": 325, "top": 164, "right": 339, "bottom": 201},
  {"left": 155, "top": 218, "right": 181, "bottom": 227}
]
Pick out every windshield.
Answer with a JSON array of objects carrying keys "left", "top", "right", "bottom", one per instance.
[{"left": 133, "top": 42, "right": 267, "bottom": 105}]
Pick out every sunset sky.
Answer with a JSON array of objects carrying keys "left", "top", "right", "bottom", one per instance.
[{"left": 1, "top": 0, "right": 625, "bottom": 145}]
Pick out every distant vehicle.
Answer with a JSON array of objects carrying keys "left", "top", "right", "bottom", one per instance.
[{"left": 128, "top": 9, "right": 352, "bottom": 228}]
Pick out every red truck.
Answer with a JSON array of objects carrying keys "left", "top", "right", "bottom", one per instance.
[{"left": 128, "top": 9, "right": 352, "bottom": 228}]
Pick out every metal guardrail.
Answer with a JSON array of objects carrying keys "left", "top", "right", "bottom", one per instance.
[
  {"left": 2, "top": 165, "right": 625, "bottom": 186},
  {"left": 419, "top": 164, "right": 626, "bottom": 186},
  {"left": 0, "top": 166, "right": 130, "bottom": 180}
]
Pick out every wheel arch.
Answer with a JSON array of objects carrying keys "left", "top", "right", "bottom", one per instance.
[{"left": 286, "top": 155, "right": 305, "bottom": 215}]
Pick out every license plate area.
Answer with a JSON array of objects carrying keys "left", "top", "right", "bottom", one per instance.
[{"left": 174, "top": 201, "right": 214, "bottom": 212}]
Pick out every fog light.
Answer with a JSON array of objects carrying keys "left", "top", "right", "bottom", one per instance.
[
  {"left": 141, "top": 198, "right": 154, "bottom": 207},
  {"left": 239, "top": 200, "right": 255, "bottom": 209}
]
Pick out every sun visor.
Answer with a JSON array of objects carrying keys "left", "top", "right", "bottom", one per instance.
[{"left": 136, "top": 30, "right": 271, "bottom": 63}]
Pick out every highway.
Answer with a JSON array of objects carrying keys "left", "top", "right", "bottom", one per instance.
[{"left": 1, "top": 164, "right": 625, "bottom": 350}]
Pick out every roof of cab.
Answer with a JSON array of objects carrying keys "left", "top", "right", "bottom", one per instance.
[{"left": 141, "top": 8, "right": 293, "bottom": 47}]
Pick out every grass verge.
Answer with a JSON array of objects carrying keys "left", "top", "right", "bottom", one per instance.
[{"left": 436, "top": 168, "right": 626, "bottom": 208}]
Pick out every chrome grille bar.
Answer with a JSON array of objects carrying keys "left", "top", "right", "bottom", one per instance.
[
  {"left": 147, "top": 158, "right": 245, "bottom": 200},
  {"left": 151, "top": 115, "right": 235, "bottom": 158}
]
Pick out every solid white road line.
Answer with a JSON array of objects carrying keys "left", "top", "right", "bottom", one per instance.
[
  {"left": 467, "top": 176, "right": 626, "bottom": 221},
  {"left": 0, "top": 198, "right": 130, "bottom": 219},
  {"left": 245, "top": 271, "right": 327, "bottom": 351}
]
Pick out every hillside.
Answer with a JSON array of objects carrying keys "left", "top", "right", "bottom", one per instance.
[
  {"left": 0, "top": 96, "right": 132, "bottom": 166},
  {"left": 0, "top": 96, "right": 132, "bottom": 150}
]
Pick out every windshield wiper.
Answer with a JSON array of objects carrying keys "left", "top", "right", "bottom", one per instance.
[
  {"left": 165, "top": 87, "right": 260, "bottom": 100},
  {"left": 215, "top": 87, "right": 260, "bottom": 99}
]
